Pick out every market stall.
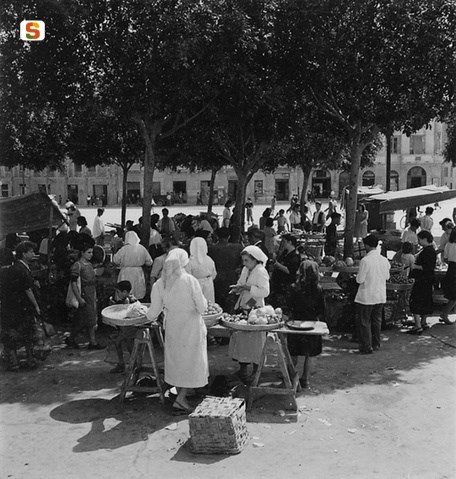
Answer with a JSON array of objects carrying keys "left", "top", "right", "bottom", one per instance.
[
  {"left": 364, "top": 185, "right": 456, "bottom": 231},
  {"left": 0, "top": 192, "right": 67, "bottom": 240}
]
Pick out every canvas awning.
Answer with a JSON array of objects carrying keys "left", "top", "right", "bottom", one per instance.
[
  {"left": 0, "top": 192, "right": 67, "bottom": 239},
  {"left": 365, "top": 185, "right": 456, "bottom": 214}
]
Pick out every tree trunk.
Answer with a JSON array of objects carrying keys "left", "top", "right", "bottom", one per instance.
[
  {"left": 231, "top": 171, "right": 249, "bottom": 243},
  {"left": 121, "top": 165, "right": 130, "bottom": 229},
  {"left": 300, "top": 164, "right": 312, "bottom": 215},
  {"left": 141, "top": 146, "right": 155, "bottom": 246},
  {"left": 385, "top": 127, "right": 392, "bottom": 192},
  {"left": 207, "top": 166, "right": 217, "bottom": 213},
  {"left": 344, "top": 142, "right": 364, "bottom": 258}
]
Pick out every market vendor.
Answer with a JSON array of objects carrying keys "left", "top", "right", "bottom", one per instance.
[
  {"left": 269, "top": 234, "right": 300, "bottom": 308},
  {"left": 113, "top": 231, "right": 153, "bottom": 301},
  {"left": 147, "top": 248, "right": 208, "bottom": 413},
  {"left": 228, "top": 245, "right": 270, "bottom": 384},
  {"left": 187, "top": 237, "right": 217, "bottom": 302}
]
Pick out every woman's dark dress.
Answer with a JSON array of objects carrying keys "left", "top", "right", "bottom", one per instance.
[
  {"left": 287, "top": 285, "right": 325, "bottom": 357},
  {"left": 409, "top": 245, "right": 436, "bottom": 315},
  {"left": 0, "top": 261, "right": 37, "bottom": 349}
]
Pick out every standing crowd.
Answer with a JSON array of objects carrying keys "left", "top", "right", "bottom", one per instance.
[{"left": 1, "top": 195, "right": 455, "bottom": 411}]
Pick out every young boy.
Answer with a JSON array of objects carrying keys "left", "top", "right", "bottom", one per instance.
[
  {"left": 274, "top": 209, "right": 289, "bottom": 233},
  {"left": 109, "top": 281, "right": 138, "bottom": 373}
]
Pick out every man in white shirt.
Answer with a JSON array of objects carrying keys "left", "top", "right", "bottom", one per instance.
[
  {"left": 311, "top": 202, "right": 325, "bottom": 232},
  {"left": 436, "top": 218, "right": 453, "bottom": 264},
  {"left": 355, "top": 235, "right": 390, "bottom": 354},
  {"left": 401, "top": 218, "right": 420, "bottom": 253},
  {"left": 93, "top": 208, "right": 105, "bottom": 245},
  {"left": 420, "top": 206, "right": 434, "bottom": 232}
]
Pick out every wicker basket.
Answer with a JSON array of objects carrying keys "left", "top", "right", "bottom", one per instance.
[
  {"left": 203, "top": 312, "right": 222, "bottom": 328},
  {"left": 189, "top": 396, "right": 248, "bottom": 454},
  {"left": 382, "top": 299, "right": 399, "bottom": 329}
]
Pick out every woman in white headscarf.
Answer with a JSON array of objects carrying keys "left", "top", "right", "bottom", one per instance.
[
  {"left": 113, "top": 231, "right": 153, "bottom": 300},
  {"left": 147, "top": 248, "right": 208, "bottom": 413},
  {"left": 186, "top": 237, "right": 217, "bottom": 302},
  {"left": 228, "top": 245, "right": 270, "bottom": 383}
]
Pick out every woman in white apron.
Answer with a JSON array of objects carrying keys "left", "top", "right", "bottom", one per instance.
[
  {"left": 186, "top": 237, "right": 217, "bottom": 302},
  {"left": 229, "top": 245, "right": 270, "bottom": 383},
  {"left": 147, "top": 248, "right": 208, "bottom": 413},
  {"left": 113, "top": 231, "right": 153, "bottom": 300}
]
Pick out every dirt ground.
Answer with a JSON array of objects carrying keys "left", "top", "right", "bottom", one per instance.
[{"left": 1, "top": 311, "right": 455, "bottom": 479}]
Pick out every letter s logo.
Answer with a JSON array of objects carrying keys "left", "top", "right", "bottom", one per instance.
[{"left": 20, "top": 20, "right": 45, "bottom": 41}]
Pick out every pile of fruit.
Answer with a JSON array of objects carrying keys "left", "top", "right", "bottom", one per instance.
[
  {"left": 247, "top": 306, "right": 283, "bottom": 325},
  {"left": 220, "top": 312, "right": 248, "bottom": 324},
  {"left": 388, "top": 273, "right": 414, "bottom": 284},
  {"left": 221, "top": 306, "right": 282, "bottom": 325},
  {"left": 203, "top": 301, "right": 223, "bottom": 317}
]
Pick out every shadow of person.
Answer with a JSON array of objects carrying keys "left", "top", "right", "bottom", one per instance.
[{"left": 50, "top": 397, "right": 186, "bottom": 452}]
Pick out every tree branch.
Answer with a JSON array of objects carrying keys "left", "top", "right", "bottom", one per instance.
[{"left": 159, "top": 101, "right": 212, "bottom": 140}]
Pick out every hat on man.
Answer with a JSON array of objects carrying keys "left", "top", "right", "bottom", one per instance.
[
  {"left": 439, "top": 217, "right": 452, "bottom": 227},
  {"left": 363, "top": 234, "right": 379, "bottom": 248}
]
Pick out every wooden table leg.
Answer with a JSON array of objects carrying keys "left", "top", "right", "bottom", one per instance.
[
  {"left": 119, "top": 327, "right": 165, "bottom": 406},
  {"left": 247, "top": 332, "right": 299, "bottom": 411}
]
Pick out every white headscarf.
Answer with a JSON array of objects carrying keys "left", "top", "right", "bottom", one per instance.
[
  {"left": 163, "top": 248, "right": 189, "bottom": 289},
  {"left": 189, "top": 237, "right": 208, "bottom": 265},
  {"left": 242, "top": 245, "right": 268, "bottom": 265},
  {"left": 125, "top": 231, "right": 140, "bottom": 246}
]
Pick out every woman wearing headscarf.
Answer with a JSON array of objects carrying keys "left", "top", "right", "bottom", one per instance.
[
  {"left": 229, "top": 245, "right": 270, "bottom": 383},
  {"left": 147, "top": 248, "right": 208, "bottom": 413},
  {"left": 113, "top": 231, "right": 153, "bottom": 300},
  {"left": 286, "top": 259, "right": 325, "bottom": 388},
  {"left": 186, "top": 237, "right": 217, "bottom": 302}
]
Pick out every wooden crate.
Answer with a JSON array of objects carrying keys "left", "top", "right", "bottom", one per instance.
[{"left": 189, "top": 396, "right": 248, "bottom": 454}]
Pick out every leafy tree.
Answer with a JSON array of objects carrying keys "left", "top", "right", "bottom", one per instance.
[
  {"left": 63, "top": 0, "right": 221, "bottom": 243},
  {"left": 69, "top": 103, "right": 144, "bottom": 228},
  {"left": 200, "top": 0, "right": 290, "bottom": 237},
  {"left": 166, "top": 122, "right": 227, "bottom": 213},
  {"left": 444, "top": 113, "right": 456, "bottom": 166},
  {"left": 279, "top": 0, "right": 456, "bottom": 256},
  {"left": 0, "top": 0, "right": 85, "bottom": 171}
]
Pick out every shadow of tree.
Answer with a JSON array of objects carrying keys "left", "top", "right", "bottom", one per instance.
[
  {"left": 50, "top": 397, "right": 188, "bottom": 452},
  {"left": 1, "top": 316, "right": 455, "bottom": 418}
]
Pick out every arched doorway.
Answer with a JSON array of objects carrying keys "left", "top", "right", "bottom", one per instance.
[
  {"left": 312, "top": 170, "right": 331, "bottom": 198},
  {"left": 362, "top": 170, "right": 375, "bottom": 187},
  {"left": 407, "top": 167, "right": 426, "bottom": 188},
  {"left": 390, "top": 170, "right": 399, "bottom": 191},
  {"left": 339, "top": 171, "right": 350, "bottom": 196}
]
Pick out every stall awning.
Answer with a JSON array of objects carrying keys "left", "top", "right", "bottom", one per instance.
[
  {"left": 0, "top": 192, "right": 67, "bottom": 239},
  {"left": 365, "top": 185, "right": 456, "bottom": 214}
]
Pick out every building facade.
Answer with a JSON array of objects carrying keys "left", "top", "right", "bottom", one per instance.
[{"left": 0, "top": 120, "right": 451, "bottom": 206}]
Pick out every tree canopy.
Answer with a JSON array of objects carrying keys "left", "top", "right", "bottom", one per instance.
[
  {"left": 1, "top": 0, "right": 455, "bottom": 249},
  {"left": 278, "top": 0, "right": 456, "bottom": 255}
]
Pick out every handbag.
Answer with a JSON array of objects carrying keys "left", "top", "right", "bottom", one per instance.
[{"left": 66, "top": 262, "right": 81, "bottom": 309}]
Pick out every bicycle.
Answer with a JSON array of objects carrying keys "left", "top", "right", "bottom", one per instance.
[{"left": 399, "top": 214, "right": 408, "bottom": 230}]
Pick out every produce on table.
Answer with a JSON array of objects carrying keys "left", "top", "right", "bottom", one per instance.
[
  {"left": 322, "top": 256, "right": 336, "bottom": 267},
  {"left": 203, "top": 301, "right": 222, "bottom": 316},
  {"left": 345, "top": 257, "right": 354, "bottom": 266},
  {"left": 388, "top": 273, "right": 414, "bottom": 284},
  {"left": 124, "top": 302, "right": 148, "bottom": 319},
  {"left": 221, "top": 306, "right": 283, "bottom": 326},
  {"left": 333, "top": 260, "right": 347, "bottom": 269}
]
